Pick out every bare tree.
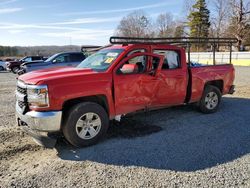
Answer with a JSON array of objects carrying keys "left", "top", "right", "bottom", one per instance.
[
  {"left": 116, "top": 11, "right": 153, "bottom": 37},
  {"left": 174, "top": 22, "right": 186, "bottom": 37},
  {"left": 156, "top": 13, "right": 175, "bottom": 37},
  {"left": 211, "top": 0, "right": 229, "bottom": 38},
  {"left": 228, "top": 0, "right": 250, "bottom": 50}
]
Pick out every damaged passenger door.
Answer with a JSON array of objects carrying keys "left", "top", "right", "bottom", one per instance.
[{"left": 113, "top": 52, "right": 164, "bottom": 115}]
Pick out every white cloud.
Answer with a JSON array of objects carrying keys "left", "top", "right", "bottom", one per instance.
[
  {"left": 58, "top": 2, "right": 174, "bottom": 16},
  {"left": 39, "top": 29, "right": 113, "bottom": 40},
  {"left": 0, "top": 15, "right": 119, "bottom": 30},
  {"left": 50, "top": 17, "right": 121, "bottom": 25},
  {"left": 0, "top": 21, "right": 114, "bottom": 41},
  {"left": 0, "top": 0, "right": 17, "bottom": 5},
  {"left": 38, "top": 29, "right": 113, "bottom": 45},
  {"left": 0, "top": 22, "right": 102, "bottom": 31},
  {"left": 8, "top": 29, "right": 24, "bottom": 34},
  {"left": 0, "top": 7, "right": 22, "bottom": 14}
]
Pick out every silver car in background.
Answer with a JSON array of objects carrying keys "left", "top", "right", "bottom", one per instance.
[{"left": 0, "top": 60, "right": 6, "bottom": 71}]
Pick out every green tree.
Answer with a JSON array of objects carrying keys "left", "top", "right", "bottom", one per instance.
[
  {"left": 0, "top": 46, "right": 18, "bottom": 57},
  {"left": 188, "top": 0, "right": 210, "bottom": 50}
]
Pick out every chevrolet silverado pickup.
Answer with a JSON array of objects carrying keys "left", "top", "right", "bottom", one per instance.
[{"left": 16, "top": 37, "right": 236, "bottom": 147}]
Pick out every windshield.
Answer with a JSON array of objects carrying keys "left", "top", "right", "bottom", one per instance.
[
  {"left": 77, "top": 49, "right": 124, "bottom": 71},
  {"left": 45, "top": 53, "right": 59, "bottom": 62}
]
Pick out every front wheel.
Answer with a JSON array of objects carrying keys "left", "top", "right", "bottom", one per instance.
[
  {"left": 62, "top": 102, "right": 109, "bottom": 147},
  {"left": 198, "top": 85, "right": 221, "bottom": 114}
]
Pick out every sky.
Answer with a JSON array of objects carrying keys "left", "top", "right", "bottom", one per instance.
[{"left": 0, "top": 0, "right": 185, "bottom": 46}]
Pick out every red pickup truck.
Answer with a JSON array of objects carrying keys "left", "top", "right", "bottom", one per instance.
[{"left": 16, "top": 37, "right": 235, "bottom": 147}]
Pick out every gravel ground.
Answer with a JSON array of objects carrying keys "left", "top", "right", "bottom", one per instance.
[{"left": 0, "top": 67, "right": 250, "bottom": 187}]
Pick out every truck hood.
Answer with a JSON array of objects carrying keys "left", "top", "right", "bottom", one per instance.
[
  {"left": 6, "top": 60, "right": 20, "bottom": 64},
  {"left": 21, "top": 60, "right": 44, "bottom": 66},
  {"left": 19, "top": 67, "right": 97, "bottom": 85}
]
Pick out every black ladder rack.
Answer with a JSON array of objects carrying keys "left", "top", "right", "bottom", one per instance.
[
  {"left": 109, "top": 36, "right": 238, "bottom": 65},
  {"left": 110, "top": 36, "right": 237, "bottom": 45}
]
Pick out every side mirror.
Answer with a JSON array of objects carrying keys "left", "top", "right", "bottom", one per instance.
[{"left": 120, "top": 64, "right": 138, "bottom": 74}]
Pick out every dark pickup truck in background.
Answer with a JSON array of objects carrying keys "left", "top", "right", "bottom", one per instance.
[
  {"left": 18, "top": 52, "right": 86, "bottom": 75},
  {"left": 6, "top": 56, "right": 46, "bottom": 73}
]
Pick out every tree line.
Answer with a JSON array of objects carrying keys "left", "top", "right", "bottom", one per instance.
[
  {"left": 0, "top": 45, "right": 81, "bottom": 58},
  {"left": 116, "top": 0, "right": 250, "bottom": 51},
  {"left": 0, "top": 46, "right": 18, "bottom": 57}
]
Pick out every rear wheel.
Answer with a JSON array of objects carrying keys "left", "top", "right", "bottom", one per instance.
[
  {"left": 12, "top": 66, "right": 20, "bottom": 74},
  {"left": 0, "top": 66, "right": 4, "bottom": 71},
  {"left": 198, "top": 85, "right": 221, "bottom": 113},
  {"left": 62, "top": 102, "right": 109, "bottom": 147}
]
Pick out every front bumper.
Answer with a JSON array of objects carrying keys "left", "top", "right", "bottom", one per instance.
[
  {"left": 16, "top": 104, "right": 62, "bottom": 147},
  {"left": 16, "top": 105, "right": 62, "bottom": 132}
]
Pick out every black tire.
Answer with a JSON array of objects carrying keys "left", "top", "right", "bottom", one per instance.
[
  {"left": 198, "top": 85, "right": 221, "bottom": 114},
  {"left": 12, "top": 66, "right": 20, "bottom": 74},
  {"left": 62, "top": 102, "right": 109, "bottom": 147},
  {"left": 0, "top": 66, "right": 4, "bottom": 71}
]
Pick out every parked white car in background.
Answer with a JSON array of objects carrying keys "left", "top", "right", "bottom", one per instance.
[{"left": 0, "top": 60, "right": 6, "bottom": 71}]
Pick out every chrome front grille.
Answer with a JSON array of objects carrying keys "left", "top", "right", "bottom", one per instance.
[
  {"left": 17, "top": 86, "right": 27, "bottom": 95},
  {"left": 16, "top": 80, "right": 28, "bottom": 113},
  {"left": 18, "top": 101, "right": 26, "bottom": 108}
]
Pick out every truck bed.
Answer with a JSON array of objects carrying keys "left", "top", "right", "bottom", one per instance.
[{"left": 189, "top": 64, "right": 235, "bottom": 103}]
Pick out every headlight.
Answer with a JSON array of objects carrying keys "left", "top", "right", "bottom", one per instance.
[{"left": 27, "top": 85, "right": 49, "bottom": 108}]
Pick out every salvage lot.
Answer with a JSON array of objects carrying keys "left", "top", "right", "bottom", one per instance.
[{"left": 0, "top": 67, "right": 250, "bottom": 187}]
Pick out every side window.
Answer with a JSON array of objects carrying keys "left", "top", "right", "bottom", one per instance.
[
  {"left": 118, "top": 49, "right": 148, "bottom": 74},
  {"left": 32, "top": 56, "right": 41, "bottom": 61},
  {"left": 127, "top": 49, "right": 145, "bottom": 56},
  {"left": 70, "top": 54, "right": 85, "bottom": 62},
  {"left": 54, "top": 54, "right": 69, "bottom": 63},
  {"left": 128, "top": 55, "right": 147, "bottom": 73},
  {"left": 153, "top": 50, "right": 180, "bottom": 69},
  {"left": 118, "top": 55, "right": 147, "bottom": 74},
  {"left": 24, "top": 57, "right": 32, "bottom": 62}
]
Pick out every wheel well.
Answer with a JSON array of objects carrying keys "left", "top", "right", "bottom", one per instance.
[
  {"left": 205, "top": 80, "right": 223, "bottom": 92},
  {"left": 62, "top": 95, "right": 109, "bottom": 115}
]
